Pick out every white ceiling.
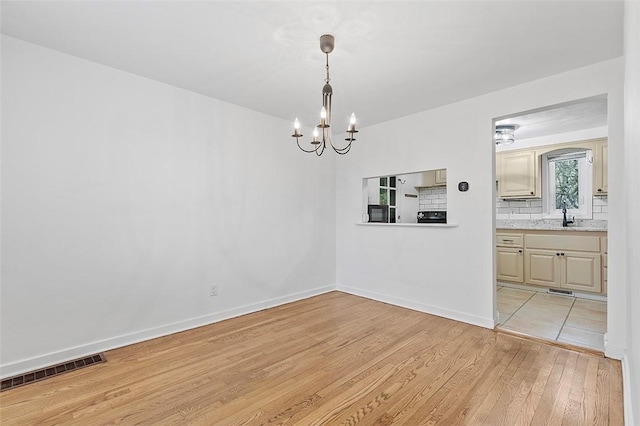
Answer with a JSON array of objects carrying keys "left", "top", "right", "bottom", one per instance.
[
  {"left": 496, "top": 94, "right": 609, "bottom": 140},
  {"left": 0, "top": 1, "right": 623, "bottom": 131}
]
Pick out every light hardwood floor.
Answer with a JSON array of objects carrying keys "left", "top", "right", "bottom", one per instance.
[{"left": 0, "top": 292, "right": 623, "bottom": 425}]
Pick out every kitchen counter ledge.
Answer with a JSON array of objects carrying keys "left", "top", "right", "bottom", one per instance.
[
  {"left": 496, "top": 225, "right": 607, "bottom": 232},
  {"left": 357, "top": 223, "right": 458, "bottom": 228},
  {"left": 496, "top": 220, "right": 607, "bottom": 232}
]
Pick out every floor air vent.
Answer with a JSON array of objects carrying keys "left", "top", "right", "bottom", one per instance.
[
  {"left": 548, "top": 288, "right": 574, "bottom": 296},
  {"left": 1, "top": 353, "right": 106, "bottom": 392}
]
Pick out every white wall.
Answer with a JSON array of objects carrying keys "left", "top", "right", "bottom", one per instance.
[
  {"left": 0, "top": 36, "right": 336, "bottom": 377},
  {"left": 335, "top": 59, "right": 625, "bottom": 346},
  {"left": 623, "top": 2, "right": 639, "bottom": 424}
]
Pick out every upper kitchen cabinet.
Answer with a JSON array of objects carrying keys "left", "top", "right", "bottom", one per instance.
[
  {"left": 415, "top": 169, "right": 447, "bottom": 188},
  {"left": 497, "top": 150, "right": 539, "bottom": 198},
  {"left": 593, "top": 140, "right": 608, "bottom": 195},
  {"left": 497, "top": 138, "right": 607, "bottom": 199}
]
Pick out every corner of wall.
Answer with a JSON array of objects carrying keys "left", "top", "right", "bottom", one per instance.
[{"left": 336, "top": 284, "right": 495, "bottom": 330}]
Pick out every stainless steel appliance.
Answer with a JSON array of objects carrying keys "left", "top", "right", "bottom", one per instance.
[{"left": 417, "top": 211, "right": 447, "bottom": 224}]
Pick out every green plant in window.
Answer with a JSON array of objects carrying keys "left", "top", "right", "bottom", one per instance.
[
  {"left": 555, "top": 159, "right": 579, "bottom": 209},
  {"left": 380, "top": 189, "right": 388, "bottom": 205}
]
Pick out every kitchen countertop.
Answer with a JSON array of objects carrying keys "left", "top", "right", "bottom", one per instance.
[{"left": 496, "top": 220, "right": 607, "bottom": 232}]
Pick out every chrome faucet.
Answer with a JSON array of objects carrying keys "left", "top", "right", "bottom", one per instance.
[{"left": 562, "top": 203, "right": 574, "bottom": 227}]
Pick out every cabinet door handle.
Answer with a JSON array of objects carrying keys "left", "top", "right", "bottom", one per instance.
[
  {"left": 561, "top": 253, "right": 565, "bottom": 256},
  {"left": 556, "top": 253, "right": 560, "bottom": 256},
  {"left": 530, "top": 191, "right": 534, "bottom": 195},
  {"left": 597, "top": 188, "right": 602, "bottom": 192},
  {"left": 503, "top": 239, "right": 514, "bottom": 242},
  {"left": 518, "top": 249, "right": 523, "bottom": 253}
]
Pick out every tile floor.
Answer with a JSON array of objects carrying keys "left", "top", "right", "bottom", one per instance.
[{"left": 496, "top": 286, "right": 607, "bottom": 351}]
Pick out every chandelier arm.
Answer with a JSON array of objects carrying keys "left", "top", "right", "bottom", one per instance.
[
  {"left": 296, "top": 138, "right": 320, "bottom": 154},
  {"left": 332, "top": 141, "right": 352, "bottom": 155},
  {"left": 315, "top": 141, "right": 326, "bottom": 156},
  {"left": 328, "top": 132, "right": 353, "bottom": 153}
]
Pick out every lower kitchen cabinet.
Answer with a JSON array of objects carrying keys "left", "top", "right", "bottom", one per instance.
[
  {"left": 524, "top": 249, "right": 559, "bottom": 287},
  {"left": 523, "top": 240, "right": 602, "bottom": 293},
  {"left": 602, "top": 237, "right": 608, "bottom": 294},
  {"left": 603, "top": 253, "right": 608, "bottom": 294},
  {"left": 562, "top": 251, "right": 601, "bottom": 292},
  {"left": 498, "top": 229, "right": 606, "bottom": 295},
  {"left": 496, "top": 247, "right": 524, "bottom": 282}
]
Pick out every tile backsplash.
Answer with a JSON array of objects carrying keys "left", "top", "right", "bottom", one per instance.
[
  {"left": 419, "top": 187, "right": 447, "bottom": 211},
  {"left": 496, "top": 195, "right": 608, "bottom": 221}
]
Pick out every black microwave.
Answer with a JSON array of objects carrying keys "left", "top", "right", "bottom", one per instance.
[{"left": 367, "top": 204, "right": 389, "bottom": 223}]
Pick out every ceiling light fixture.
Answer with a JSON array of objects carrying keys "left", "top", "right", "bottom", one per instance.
[
  {"left": 495, "top": 125, "right": 518, "bottom": 146},
  {"left": 292, "top": 34, "right": 358, "bottom": 156}
]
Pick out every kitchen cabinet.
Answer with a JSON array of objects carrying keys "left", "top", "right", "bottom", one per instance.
[
  {"left": 602, "top": 237, "right": 608, "bottom": 294},
  {"left": 496, "top": 233, "right": 524, "bottom": 283},
  {"left": 593, "top": 140, "right": 608, "bottom": 195},
  {"left": 524, "top": 250, "right": 601, "bottom": 292},
  {"left": 524, "top": 233, "right": 601, "bottom": 293},
  {"left": 415, "top": 169, "right": 447, "bottom": 188},
  {"left": 497, "top": 150, "right": 538, "bottom": 198},
  {"left": 497, "top": 229, "right": 607, "bottom": 295},
  {"left": 524, "top": 249, "right": 559, "bottom": 286},
  {"left": 562, "top": 251, "right": 601, "bottom": 292},
  {"left": 497, "top": 138, "right": 608, "bottom": 199},
  {"left": 497, "top": 247, "right": 524, "bottom": 283}
]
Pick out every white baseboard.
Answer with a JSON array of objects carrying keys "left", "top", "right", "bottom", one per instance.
[
  {"left": 604, "top": 341, "right": 625, "bottom": 360},
  {"left": 621, "top": 354, "right": 635, "bottom": 426},
  {"left": 336, "top": 284, "right": 495, "bottom": 329},
  {"left": 0, "top": 285, "right": 335, "bottom": 379}
]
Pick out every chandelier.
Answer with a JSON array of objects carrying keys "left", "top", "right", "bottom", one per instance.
[
  {"left": 495, "top": 124, "right": 518, "bottom": 146},
  {"left": 291, "top": 34, "right": 358, "bottom": 156}
]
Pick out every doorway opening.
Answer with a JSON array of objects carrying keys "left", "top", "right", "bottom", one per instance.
[{"left": 492, "top": 95, "right": 608, "bottom": 352}]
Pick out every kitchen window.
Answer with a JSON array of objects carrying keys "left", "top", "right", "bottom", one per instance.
[
  {"left": 379, "top": 176, "right": 397, "bottom": 223},
  {"left": 542, "top": 149, "right": 592, "bottom": 219}
]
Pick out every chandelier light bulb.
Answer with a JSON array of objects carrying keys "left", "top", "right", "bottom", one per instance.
[
  {"left": 320, "top": 107, "right": 327, "bottom": 119},
  {"left": 348, "top": 113, "right": 357, "bottom": 131},
  {"left": 294, "top": 118, "right": 300, "bottom": 130},
  {"left": 313, "top": 127, "right": 319, "bottom": 140}
]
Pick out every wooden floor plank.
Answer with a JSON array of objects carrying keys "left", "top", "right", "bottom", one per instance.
[
  {"left": 463, "top": 339, "right": 536, "bottom": 425},
  {"left": 561, "top": 353, "right": 590, "bottom": 425},
  {"left": 609, "top": 359, "right": 624, "bottom": 425},
  {"left": 0, "top": 291, "right": 623, "bottom": 425}
]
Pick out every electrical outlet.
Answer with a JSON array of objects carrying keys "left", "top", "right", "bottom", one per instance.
[{"left": 210, "top": 284, "right": 218, "bottom": 297}]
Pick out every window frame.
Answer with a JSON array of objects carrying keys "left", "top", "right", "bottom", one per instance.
[
  {"left": 379, "top": 176, "right": 397, "bottom": 223},
  {"left": 542, "top": 149, "right": 593, "bottom": 219}
]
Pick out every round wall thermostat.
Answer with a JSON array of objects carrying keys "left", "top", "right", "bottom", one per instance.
[{"left": 458, "top": 181, "right": 469, "bottom": 192}]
